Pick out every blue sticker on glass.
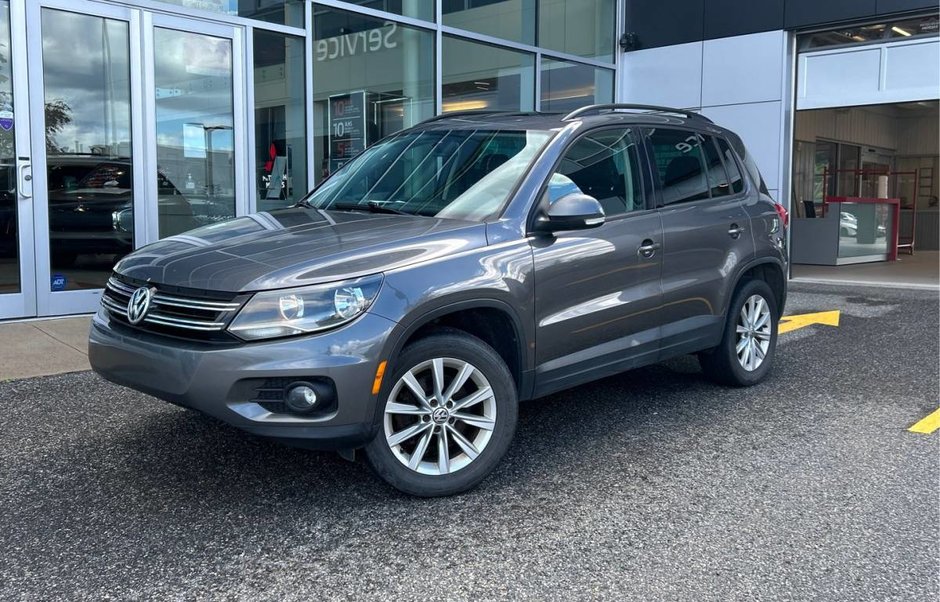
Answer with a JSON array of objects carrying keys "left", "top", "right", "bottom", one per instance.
[
  {"left": 51, "top": 274, "right": 67, "bottom": 291},
  {"left": 0, "top": 110, "right": 13, "bottom": 131}
]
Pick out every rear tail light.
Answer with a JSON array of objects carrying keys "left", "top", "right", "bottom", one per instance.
[{"left": 774, "top": 202, "right": 789, "bottom": 229}]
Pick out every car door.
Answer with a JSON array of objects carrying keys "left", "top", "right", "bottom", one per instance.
[
  {"left": 641, "top": 127, "right": 755, "bottom": 359},
  {"left": 531, "top": 127, "right": 664, "bottom": 396}
]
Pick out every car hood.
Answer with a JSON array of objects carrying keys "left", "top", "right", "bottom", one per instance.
[{"left": 115, "top": 208, "right": 488, "bottom": 292}]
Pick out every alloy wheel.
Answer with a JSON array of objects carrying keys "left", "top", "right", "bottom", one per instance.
[
  {"left": 383, "top": 358, "right": 496, "bottom": 476},
  {"left": 735, "top": 294, "right": 772, "bottom": 372}
]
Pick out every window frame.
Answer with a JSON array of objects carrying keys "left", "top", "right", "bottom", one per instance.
[
  {"left": 713, "top": 135, "right": 749, "bottom": 198},
  {"left": 527, "top": 125, "right": 654, "bottom": 233},
  {"left": 641, "top": 127, "right": 755, "bottom": 209}
]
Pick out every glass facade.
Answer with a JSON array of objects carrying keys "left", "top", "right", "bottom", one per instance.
[
  {"left": 540, "top": 58, "right": 614, "bottom": 112},
  {"left": 41, "top": 8, "right": 133, "bottom": 290},
  {"left": 443, "top": 0, "right": 536, "bottom": 45},
  {"left": 155, "top": 0, "right": 306, "bottom": 27},
  {"left": 442, "top": 36, "right": 535, "bottom": 112},
  {"left": 312, "top": 4, "right": 436, "bottom": 181},
  {"left": 0, "top": 0, "right": 619, "bottom": 319},
  {"left": 253, "top": 29, "right": 307, "bottom": 211}
]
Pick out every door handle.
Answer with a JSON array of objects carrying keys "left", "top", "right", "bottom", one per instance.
[
  {"left": 638, "top": 239, "right": 661, "bottom": 258},
  {"left": 18, "top": 163, "right": 32, "bottom": 199},
  {"left": 728, "top": 223, "right": 746, "bottom": 239}
]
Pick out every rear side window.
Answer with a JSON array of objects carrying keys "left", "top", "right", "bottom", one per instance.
[
  {"left": 716, "top": 137, "right": 745, "bottom": 194},
  {"left": 701, "top": 136, "right": 730, "bottom": 197},
  {"left": 645, "top": 128, "right": 710, "bottom": 205}
]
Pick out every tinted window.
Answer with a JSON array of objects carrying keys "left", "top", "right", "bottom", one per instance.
[
  {"left": 549, "top": 128, "right": 644, "bottom": 217},
  {"left": 727, "top": 132, "right": 769, "bottom": 195},
  {"left": 702, "top": 136, "right": 730, "bottom": 197},
  {"left": 716, "top": 137, "right": 745, "bottom": 194},
  {"left": 646, "top": 128, "right": 710, "bottom": 205}
]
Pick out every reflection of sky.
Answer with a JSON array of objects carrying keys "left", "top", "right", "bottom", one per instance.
[
  {"left": 38, "top": 9, "right": 234, "bottom": 156},
  {"left": 41, "top": 10, "right": 132, "bottom": 154},
  {"left": 154, "top": 28, "right": 234, "bottom": 153}
]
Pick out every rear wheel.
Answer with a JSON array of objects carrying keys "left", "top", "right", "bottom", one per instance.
[
  {"left": 699, "top": 279, "right": 778, "bottom": 387},
  {"left": 364, "top": 331, "right": 518, "bottom": 497}
]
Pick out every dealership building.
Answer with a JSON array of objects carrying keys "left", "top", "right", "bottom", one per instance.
[{"left": 0, "top": 0, "right": 937, "bottom": 321}]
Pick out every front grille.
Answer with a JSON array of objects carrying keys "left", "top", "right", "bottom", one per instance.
[{"left": 101, "top": 275, "right": 243, "bottom": 341}]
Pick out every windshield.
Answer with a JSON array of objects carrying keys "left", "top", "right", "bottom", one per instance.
[{"left": 307, "top": 128, "right": 554, "bottom": 221}]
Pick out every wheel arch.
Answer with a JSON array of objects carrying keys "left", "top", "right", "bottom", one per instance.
[{"left": 376, "top": 298, "right": 533, "bottom": 414}]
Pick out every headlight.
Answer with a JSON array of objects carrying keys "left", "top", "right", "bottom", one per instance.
[{"left": 228, "top": 275, "right": 382, "bottom": 341}]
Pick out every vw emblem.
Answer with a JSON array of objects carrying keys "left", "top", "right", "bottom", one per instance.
[
  {"left": 431, "top": 407, "right": 450, "bottom": 424},
  {"left": 127, "top": 287, "right": 154, "bottom": 325}
]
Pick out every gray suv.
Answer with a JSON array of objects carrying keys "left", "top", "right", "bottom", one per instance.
[{"left": 89, "top": 105, "right": 788, "bottom": 497}]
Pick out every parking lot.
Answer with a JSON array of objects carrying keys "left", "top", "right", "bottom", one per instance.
[{"left": 1, "top": 282, "right": 937, "bottom": 601}]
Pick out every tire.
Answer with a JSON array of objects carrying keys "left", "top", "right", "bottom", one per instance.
[
  {"left": 364, "top": 330, "right": 518, "bottom": 497},
  {"left": 699, "top": 279, "right": 779, "bottom": 387}
]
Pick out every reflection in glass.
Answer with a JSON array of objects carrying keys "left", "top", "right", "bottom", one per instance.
[
  {"left": 308, "top": 129, "right": 553, "bottom": 222},
  {"left": 42, "top": 8, "right": 132, "bottom": 291},
  {"left": 312, "top": 5, "right": 435, "bottom": 184},
  {"left": 442, "top": 36, "right": 534, "bottom": 113},
  {"left": 0, "top": 1, "right": 18, "bottom": 294},
  {"left": 538, "top": 0, "right": 616, "bottom": 62},
  {"left": 318, "top": 1, "right": 433, "bottom": 22},
  {"left": 540, "top": 58, "right": 614, "bottom": 113},
  {"left": 254, "top": 30, "right": 307, "bottom": 211},
  {"left": 836, "top": 202, "right": 892, "bottom": 259},
  {"left": 154, "top": 28, "right": 235, "bottom": 238},
  {"left": 443, "top": 0, "right": 535, "bottom": 45},
  {"left": 154, "top": 0, "right": 305, "bottom": 28}
]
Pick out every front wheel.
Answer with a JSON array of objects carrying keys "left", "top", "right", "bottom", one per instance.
[
  {"left": 364, "top": 331, "right": 518, "bottom": 497},
  {"left": 699, "top": 279, "right": 779, "bottom": 387}
]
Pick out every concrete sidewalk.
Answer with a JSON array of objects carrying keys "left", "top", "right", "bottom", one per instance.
[{"left": 0, "top": 316, "right": 92, "bottom": 381}]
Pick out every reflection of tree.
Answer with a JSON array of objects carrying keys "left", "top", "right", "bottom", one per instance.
[{"left": 43, "top": 99, "right": 72, "bottom": 153}]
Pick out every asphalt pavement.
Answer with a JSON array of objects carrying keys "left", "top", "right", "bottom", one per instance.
[{"left": 1, "top": 282, "right": 937, "bottom": 601}]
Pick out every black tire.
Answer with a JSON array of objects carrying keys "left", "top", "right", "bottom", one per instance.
[
  {"left": 699, "top": 279, "right": 779, "bottom": 387},
  {"left": 364, "top": 330, "right": 518, "bottom": 497}
]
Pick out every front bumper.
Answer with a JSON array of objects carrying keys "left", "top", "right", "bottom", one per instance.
[{"left": 88, "top": 308, "right": 398, "bottom": 449}]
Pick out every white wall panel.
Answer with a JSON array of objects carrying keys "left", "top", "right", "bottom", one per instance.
[
  {"left": 884, "top": 41, "right": 940, "bottom": 98},
  {"left": 799, "top": 48, "right": 882, "bottom": 106},
  {"left": 620, "top": 41, "right": 702, "bottom": 108},
  {"left": 702, "top": 31, "right": 786, "bottom": 107},
  {"left": 702, "top": 101, "right": 783, "bottom": 191},
  {"left": 798, "top": 38, "right": 940, "bottom": 110}
]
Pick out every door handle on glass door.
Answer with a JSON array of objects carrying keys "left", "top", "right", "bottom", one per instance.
[
  {"left": 18, "top": 163, "right": 32, "bottom": 199},
  {"left": 638, "top": 239, "right": 661, "bottom": 258}
]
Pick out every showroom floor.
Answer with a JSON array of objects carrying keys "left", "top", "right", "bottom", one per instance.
[{"left": 792, "top": 250, "right": 939, "bottom": 289}]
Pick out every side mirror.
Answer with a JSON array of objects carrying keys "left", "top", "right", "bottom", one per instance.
[{"left": 534, "top": 193, "right": 605, "bottom": 232}]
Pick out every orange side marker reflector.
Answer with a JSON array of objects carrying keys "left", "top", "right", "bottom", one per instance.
[{"left": 372, "top": 360, "right": 387, "bottom": 395}]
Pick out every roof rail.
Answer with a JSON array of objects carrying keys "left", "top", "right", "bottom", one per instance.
[
  {"left": 562, "top": 104, "right": 713, "bottom": 123},
  {"left": 419, "top": 110, "right": 549, "bottom": 124}
]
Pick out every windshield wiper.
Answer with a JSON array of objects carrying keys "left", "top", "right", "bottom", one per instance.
[
  {"left": 366, "top": 201, "right": 409, "bottom": 215},
  {"left": 328, "top": 201, "right": 410, "bottom": 216}
]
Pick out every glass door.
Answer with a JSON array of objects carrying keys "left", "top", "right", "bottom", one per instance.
[
  {"left": 0, "top": 0, "right": 35, "bottom": 320},
  {"left": 26, "top": 0, "right": 143, "bottom": 317},
  {"left": 143, "top": 14, "right": 245, "bottom": 243}
]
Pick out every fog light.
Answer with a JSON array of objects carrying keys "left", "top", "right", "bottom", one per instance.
[{"left": 285, "top": 382, "right": 319, "bottom": 413}]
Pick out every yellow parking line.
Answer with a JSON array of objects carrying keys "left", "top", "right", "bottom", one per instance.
[{"left": 909, "top": 408, "right": 940, "bottom": 434}]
